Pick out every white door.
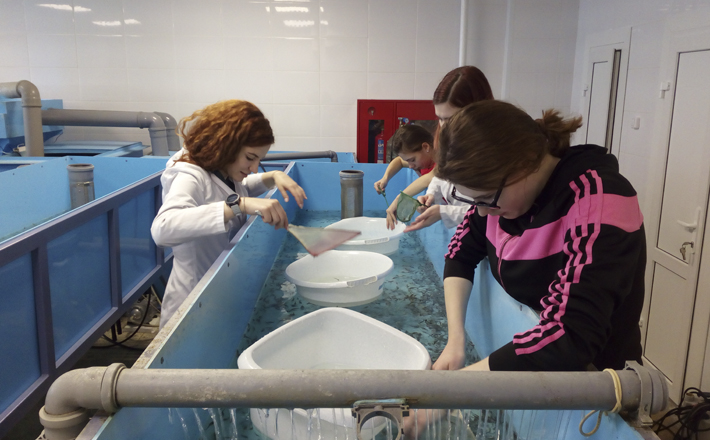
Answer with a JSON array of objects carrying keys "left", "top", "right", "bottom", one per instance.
[
  {"left": 644, "top": 31, "right": 710, "bottom": 402},
  {"left": 578, "top": 28, "right": 630, "bottom": 158},
  {"left": 583, "top": 47, "right": 620, "bottom": 151}
]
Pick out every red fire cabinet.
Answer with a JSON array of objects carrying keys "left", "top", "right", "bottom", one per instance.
[{"left": 356, "top": 99, "right": 437, "bottom": 163}]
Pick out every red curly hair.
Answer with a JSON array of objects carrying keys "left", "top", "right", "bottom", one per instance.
[{"left": 175, "top": 100, "right": 274, "bottom": 171}]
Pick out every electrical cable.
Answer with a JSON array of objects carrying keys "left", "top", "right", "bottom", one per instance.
[
  {"left": 653, "top": 387, "right": 710, "bottom": 440},
  {"left": 96, "top": 288, "right": 154, "bottom": 351},
  {"left": 579, "top": 368, "right": 623, "bottom": 437}
]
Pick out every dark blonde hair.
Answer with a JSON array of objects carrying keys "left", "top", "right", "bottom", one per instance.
[
  {"left": 176, "top": 100, "right": 274, "bottom": 171},
  {"left": 437, "top": 100, "right": 583, "bottom": 189},
  {"left": 391, "top": 124, "right": 434, "bottom": 155}
]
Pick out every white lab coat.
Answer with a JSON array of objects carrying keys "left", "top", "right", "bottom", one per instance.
[
  {"left": 425, "top": 176, "right": 470, "bottom": 229},
  {"left": 151, "top": 150, "right": 270, "bottom": 328}
]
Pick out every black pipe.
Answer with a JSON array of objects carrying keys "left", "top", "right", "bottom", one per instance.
[{"left": 262, "top": 150, "right": 338, "bottom": 162}]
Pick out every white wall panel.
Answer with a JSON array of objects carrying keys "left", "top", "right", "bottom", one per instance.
[
  {"left": 414, "top": 71, "right": 449, "bottom": 100},
  {"left": 171, "top": 0, "right": 223, "bottom": 36},
  {"left": 416, "top": 0, "right": 461, "bottom": 42},
  {"left": 367, "top": 72, "right": 415, "bottom": 99},
  {"left": 223, "top": 70, "right": 274, "bottom": 105},
  {"left": 126, "top": 34, "right": 176, "bottom": 69},
  {"left": 73, "top": 0, "right": 125, "bottom": 36},
  {"left": 270, "top": 2, "right": 320, "bottom": 39},
  {"left": 270, "top": 105, "right": 320, "bottom": 137},
  {"left": 273, "top": 37, "right": 320, "bottom": 72},
  {"left": 368, "top": 38, "right": 416, "bottom": 73},
  {"left": 173, "top": 35, "right": 224, "bottom": 70},
  {"left": 319, "top": 1, "right": 368, "bottom": 38},
  {"left": 320, "top": 104, "right": 357, "bottom": 137},
  {"left": 0, "top": 0, "right": 26, "bottom": 34},
  {"left": 0, "top": 34, "right": 29, "bottom": 67},
  {"left": 368, "top": 0, "right": 417, "bottom": 40},
  {"left": 76, "top": 35, "right": 126, "bottom": 68},
  {"left": 78, "top": 68, "right": 128, "bottom": 101},
  {"left": 272, "top": 71, "right": 320, "bottom": 105},
  {"left": 23, "top": 1, "right": 75, "bottom": 35},
  {"left": 27, "top": 34, "right": 77, "bottom": 68},
  {"left": 320, "top": 71, "right": 367, "bottom": 105},
  {"left": 415, "top": 38, "right": 459, "bottom": 73},
  {"left": 223, "top": 37, "right": 274, "bottom": 72},
  {"left": 221, "top": 2, "right": 271, "bottom": 38},
  {"left": 175, "top": 69, "right": 225, "bottom": 104},
  {"left": 320, "top": 37, "right": 368, "bottom": 72},
  {"left": 122, "top": 0, "right": 174, "bottom": 35},
  {"left": 29, "top": 67, "right": 81, "bottom": 101}
]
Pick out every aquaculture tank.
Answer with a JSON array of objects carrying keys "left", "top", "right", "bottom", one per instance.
[{"left": 67, "top": 161, "right": 658, "bottom": 440}]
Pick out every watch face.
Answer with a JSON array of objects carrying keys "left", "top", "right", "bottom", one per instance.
[{"left": 226, "top": 194, "right": 239, "bottom": 205}]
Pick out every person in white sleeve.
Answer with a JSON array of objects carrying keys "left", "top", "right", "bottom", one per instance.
[
  {"left": 151, "top": 100, "right": 306, "bottom": 329},
  {"left": 404, "top": 176, "right": 470, "bottom": 232}
]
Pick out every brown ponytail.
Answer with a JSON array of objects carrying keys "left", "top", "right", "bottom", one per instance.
[{"left": 535, "top": 109, "right": 582, "bottom": 158}]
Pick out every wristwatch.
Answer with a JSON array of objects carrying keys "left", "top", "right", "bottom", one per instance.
[{"left": 226, "top": 193, "right": 242, "bottom": 216}]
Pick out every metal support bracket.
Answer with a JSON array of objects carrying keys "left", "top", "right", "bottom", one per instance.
[
  {"left": 352, "top": 398, "right": 409, "bottom": 440},
  {"left": 624, "top": 361, "right": 667, "bottom": 428}
]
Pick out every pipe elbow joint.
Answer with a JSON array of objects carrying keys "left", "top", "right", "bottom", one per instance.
[
  {"left": 16, "top": 80, "right": 42, "bottom": 107},
  {"left": 138, "top": 112, "right": 166, "bottom": 130},
  {"left": 44, "top": 363, "right": 125, "bottom": 416}
]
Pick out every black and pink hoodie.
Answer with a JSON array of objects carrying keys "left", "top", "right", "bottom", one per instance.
[{"left": 444, "top": 145, "right": 645, "bottom": 371}]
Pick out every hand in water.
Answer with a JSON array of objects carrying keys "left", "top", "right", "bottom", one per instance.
[{"left": 404, "top": 205, "right": 441, "bottom": 232}]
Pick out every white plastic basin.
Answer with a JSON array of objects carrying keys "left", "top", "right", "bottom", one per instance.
[
  {"left": 285, "top": 250, "right": 393, "bottom": 307},
  {"left": 237, "top": 307, "right": 432, "bottom": 440},
  {"left": 325, "top": 217, "right": 406, "bottom": 255}
]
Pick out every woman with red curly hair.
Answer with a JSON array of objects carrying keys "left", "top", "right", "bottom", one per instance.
[{"left": 151, "top": 100, "right": 306, "bottom": 328}]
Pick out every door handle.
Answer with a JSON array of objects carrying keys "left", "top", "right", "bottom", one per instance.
[
  {"left": 677, "top": 207, "right": 701, "bottom": 232},
  {"left": 677, "top": 219, "right": 698, "bottom": 231},
  {"left": 680, "top": 241, "right": 694, "bottom": 261}
]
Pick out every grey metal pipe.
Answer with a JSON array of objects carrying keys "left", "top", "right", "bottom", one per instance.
[
  {"left": 40, "top": 363, "right": 668, "bottom": 439},
  {"left": 41, "top": 108, "right": 170, "bottom": 156},
  {"left": 262, "top": 150, "right": 339, "bottom": 162},
  {"left": 153, "top": 111, "right": 180, "bottom": 152},
  {"left": 0, "top": 80, "right": 44, "bottom": 156}
]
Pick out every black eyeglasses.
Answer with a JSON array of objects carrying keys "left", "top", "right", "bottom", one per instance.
[{"left": 451, "top": 178, "right": 507, "bottom": 209}]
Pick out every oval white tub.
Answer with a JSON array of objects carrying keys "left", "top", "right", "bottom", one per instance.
[
  {"left": 325, "top": 217, "right": 406, "bottom": 255},
  {"left": 285, "top": 250, "right": 393, "bottom": 307}
]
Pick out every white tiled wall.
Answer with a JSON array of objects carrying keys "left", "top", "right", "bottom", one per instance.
[
  {"left": 9, "top": 0, "right": 704, "bottom": 162},
  {"left": 0, "top": 0, "right": 467, "bottom": 152}
]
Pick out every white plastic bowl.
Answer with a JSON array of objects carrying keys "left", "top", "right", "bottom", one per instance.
[
  {"left": 237, "top": 308, "right": 432, "bottom": 440},
  {"left": 325, "top": 217, "right": 406, "bottom": 255},
  {"left": 285, "top": 250, "right": 393, "bottom": 307}
]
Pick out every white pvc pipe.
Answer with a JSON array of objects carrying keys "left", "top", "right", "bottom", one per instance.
[{"left": 0, "top": 80, "right": 45, "bottom": 156}]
